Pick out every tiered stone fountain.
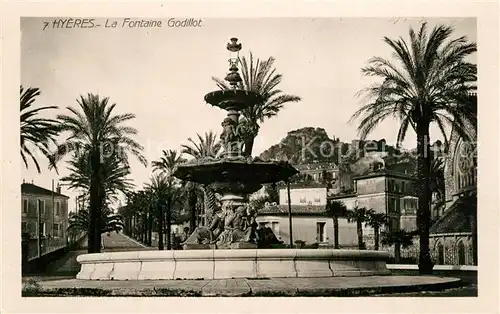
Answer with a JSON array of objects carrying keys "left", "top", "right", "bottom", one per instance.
[{"left": 75, "top": 38, "right": 391, "bottom": 280}]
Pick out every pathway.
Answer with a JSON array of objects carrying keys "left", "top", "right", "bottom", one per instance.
[{"left": 43, "top": 232, "right": 152, "bottom": 275}]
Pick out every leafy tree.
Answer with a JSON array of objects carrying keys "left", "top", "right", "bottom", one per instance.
[
  {"left": 365, "top": 210, "right": 389, "bottom": 250},
  {"left": 20, "top": 86, "right": 60, "bottom": 172},
  {"left": 381, "top": 229, "right": 416, "bottom": 263},
  {"left": 325, "top": 200, "right": 349, "bottom": 249},
  {"left": 51, "top": 94, "right": 146, "bottom": 253},
  {"left": 213, "top": 52, "right": 301, "bottom": 156},
  {"left": 350, "top": 23, "right": 476, "bottom": 273},
  {"left": 346, "top": 206, "right": 371, "bottom": 250}
]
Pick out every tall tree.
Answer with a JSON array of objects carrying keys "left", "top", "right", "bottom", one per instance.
[
  {"left": 346, "top": 206, "right": 370, "bottom": 250},
  {"left": 212, "top": 52, "right": 301, "bottom": 156},
  {"left": 365, "top": 211, "right": 388, "bottom": 250},
  {"left": 350, "top": 23, "right": 476, "bottom": 273},
  {"left": 181, "top": 132, "right": 222, "bottom": 227},
  {"left": 20, "top": 86, "right": 60, "bottom": 172},
  {"left": 51, "top": 94, "right": 146, "bottom": 253},
  {"left": 61, "top": 151, "right": 134, "bottom": 207},
  {"left": 325, "top": 200, "right": 348, "bottom": 249},
  {"left": 152, "top": 149, "right": 185, "bottom": 249},
  {"left": 145, "top": 173, "right": 174, "bottom": 250}
]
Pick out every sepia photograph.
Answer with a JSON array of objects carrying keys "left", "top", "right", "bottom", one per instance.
[
  {"left": 0, "top": 2, "right": 497, "bottom": 311},
  {"left": 15, "top": 16, "right": 482, "bottom": 298}
]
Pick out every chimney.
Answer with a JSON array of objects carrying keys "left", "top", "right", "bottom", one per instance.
[{"left": 56, "top": 183, "right": 61, "bottom": 194}]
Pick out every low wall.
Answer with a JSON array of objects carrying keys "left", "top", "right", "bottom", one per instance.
[
  {"left": 387, "top": 264, "right": 477, "bottom": 271},
  {"left": 76, "top": 249, "right": 391, "bottom": 280}
]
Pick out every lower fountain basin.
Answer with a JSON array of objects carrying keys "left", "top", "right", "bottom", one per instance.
[{"left": 76, "top": 249, "right": 391, "bottom": 280}]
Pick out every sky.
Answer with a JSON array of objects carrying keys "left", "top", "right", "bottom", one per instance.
[{"left": 20, "top": 17, "right": 477, "bottom": 211}]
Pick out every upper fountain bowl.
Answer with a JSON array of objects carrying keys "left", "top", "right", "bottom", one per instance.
[{"left": 204, "top": 89, "right": 262, "bottom": 111}]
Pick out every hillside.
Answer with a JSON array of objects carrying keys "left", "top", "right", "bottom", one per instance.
[{"left": 258, "top": 127, "right": 414, "bottom": 175}]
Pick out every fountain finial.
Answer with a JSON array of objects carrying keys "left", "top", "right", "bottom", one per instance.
[{"left": 225, "top": 38, "right": 243, "bottom": 88}]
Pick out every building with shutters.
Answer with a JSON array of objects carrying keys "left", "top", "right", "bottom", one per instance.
[{"left": 21, "top": 182, "right": 70, "bottom": 260}]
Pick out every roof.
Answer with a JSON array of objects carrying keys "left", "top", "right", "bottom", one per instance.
[
  {"left": 353, "top": 169, "right": 413, "bottom": 181},
  {"left": 429, "top": 191, "right": 476, "bottom": 234},
  {"left": 21, "top": 183, "right": 69, "bottom": 199},
  {"left": 258, "top": 204, "right": 327, "bottom": 216},
  {"left": 295, "top": 163, "right": 338, "bottom": 171},
  {"left": 278, "top": 182, "right": 327, "bottom": 189}
]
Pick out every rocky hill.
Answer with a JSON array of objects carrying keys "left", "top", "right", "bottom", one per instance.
[{"left": 258, "top": 127, "right": 414, "bottom": 175}]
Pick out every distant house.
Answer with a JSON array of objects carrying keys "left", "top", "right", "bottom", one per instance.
[
  {"left": 21, "top": 182, "right": 70, "bottom": 259},
  {"left": 257, "top": 182, "right": 359, "bottom": 248},
  {"left": 256, "top": 163, "right": 417, "bottom": 249}
]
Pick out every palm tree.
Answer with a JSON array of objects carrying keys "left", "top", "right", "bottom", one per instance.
[
  {"left": 20, "top": 86, "right": 60, "bottom": 172},
  {"left": 51, "top": 94, "right": 147, "bottom": 253},
  {"left": 152, "top": 149, "right": 186, "bottom": 248},
  {"left": 61, "top": 151, "right": 134, "bottom": 207},
  {"left": 181, "top": 132, "right": 222, "bottom": 227},
  {"left": 67, "top": 207, "right": 124, "bottom": 236},
  {"left": 350, "top": 23, "right": 476, "bottom": 274},
  {"left": 381, "top": 229, "right": 416, "bottom": 263},
  {"left": 346, "top": 206, "right": 370, "bottom": 250},
  {"left": 325, "top": 200, "right": 348, "bottom": 249},
  {"left": 180, "top": 131, "right": 222, "bottom": 160},
  {"left": 365, "top": 211, "right": 389, "bottom": 250},
  {"left": 212, "top": 52, "right": 302, "bottom": 156},
  {"left": 145, "top": 173, "right": 174, "bottom": 250}
]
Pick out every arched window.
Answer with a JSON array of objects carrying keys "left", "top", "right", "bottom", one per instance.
[
  {"left": 437, "top": 243, "right": 445, "bottom": 265},
  {"left": 457, "top": 241, "right": 466, "bottom": 265},
  {"left": 454, "top": 139, "right": 476, "bottom": 191}
]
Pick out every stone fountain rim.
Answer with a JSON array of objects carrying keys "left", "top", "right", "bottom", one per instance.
[{"left": 76, "top": 249, "right": 390, "bottom": 263}]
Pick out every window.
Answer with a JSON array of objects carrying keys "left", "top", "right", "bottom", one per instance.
[
  {"left": 21, "top": 221, "right": 28, "bottom": 232},
  {"left": 457, "top": 242, "right": 466, "bottom": 265},
  {"left": 53, "top": 223, "right": 60, "bottom": 237},
  {"left": 56, "top": 202, "right": 61, "bottom": 216},
  {"left": 314, "top": 197, "right": 321, "bottom": 203},
  {"left": 38, "top": 199, "right": 45, "bottom": 216},
  {"left": 402, "top": 181, "right": 406, "bottom": 193},
  {"left": 316, "top": 222, "right": 326, "bottom": 242},
  {"left": 299, "top": 197, "right": 306, "bottom": 204},
  {"left": 389, "top": 217, "right": 399, "bottom": 232},
  {"left": 23, "top": 199, "right": 28, "bottom": 214},
  {"left": 437, "top": 243, "right": 445, "bottom": 265}
]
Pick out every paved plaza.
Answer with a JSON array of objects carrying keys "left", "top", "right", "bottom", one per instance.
[{"left": 28, "top": 275, "right": 460, "bottom": 297}]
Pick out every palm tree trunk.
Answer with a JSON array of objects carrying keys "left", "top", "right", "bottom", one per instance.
[
  {"left": 374, "top": 226, "right": 380, "bottom": 250},
  {"left": 147, "top": 211, "right": 153, "bottom": 246},
  {"left": 166, "top": 197, "right": 172, "bottom": 250},
  {"left": 243, "top": 137, "right": 255, "bottom": 156},
  {"left": 158, "top": 202, "right": 164, "bottom": 250},
  {"left": 356, "top": 221, "right": 364, "bottom": 250},
  {"left": 395, "top": 243, "right": 401, "bottom": 263},
  {"left": 416, "top": 123, "right": 434, "bottom": 274},
  {"left": 333, "top": 216, "right": 340, "bottom": 249},
  {"left": 88, "top": 149, "right": 101, "bottom": 253}
]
